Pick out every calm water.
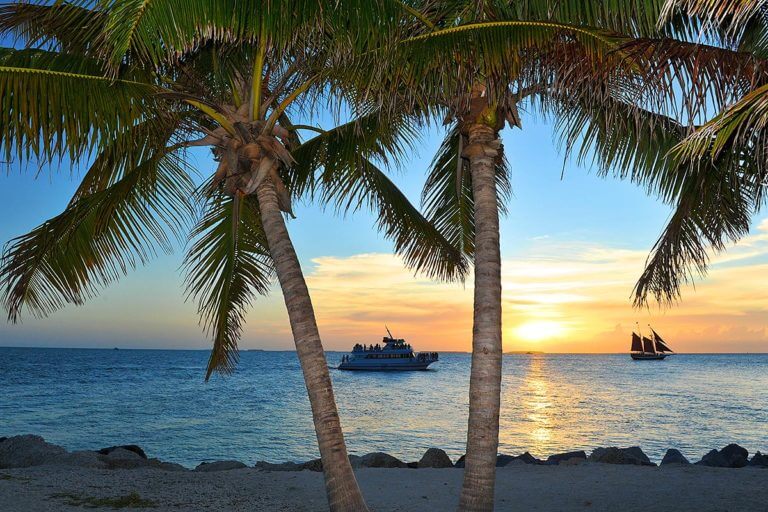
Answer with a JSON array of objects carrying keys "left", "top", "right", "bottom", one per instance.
[{"left": 1, "top": 348, "right": 766, "bottom": 467}]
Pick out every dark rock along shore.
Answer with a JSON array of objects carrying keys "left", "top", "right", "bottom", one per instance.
[{"left": 1, "top": 435, "right": 766, "bottom": 473}]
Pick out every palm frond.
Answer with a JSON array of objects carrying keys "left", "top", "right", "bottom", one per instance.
[
  {"left": 550, "top": 78, "right": 759, "bottom": 305},
  {"left": 1, "top": 149, "right": 194, "bottom": 322},
  {"left": 633, "top": 158, "right": 753, "bottom": 306},
  {"left": 0, "top": 1, "right": 106, "bottom": 54},
  {"left": 291, "top": 114, "right": 469, "bottom": 281},
  {"left": 421, "top": 124, "right": 511, "bottom": 262},
  {"left": 183, "top": 193, "right": 274, "bottom": 380},
  {"left": 0, "top": 47, "right": 157, "bottom": 165}
]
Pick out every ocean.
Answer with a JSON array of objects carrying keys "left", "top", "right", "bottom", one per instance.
[{"left": 1, "top": 348, "right": 766, "bottom": 467}]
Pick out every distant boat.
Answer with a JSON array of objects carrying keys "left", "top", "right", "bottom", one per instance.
[
  {"left": 338, "top": 328, "right": 438, "bottom": 371},
  {"left": 630, "top": 325, "right": 674, "bottom": 360}
]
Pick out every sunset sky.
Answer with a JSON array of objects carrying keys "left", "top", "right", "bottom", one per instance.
[{"left": 1, "top": 113, "right": 766, "bottom": 353}]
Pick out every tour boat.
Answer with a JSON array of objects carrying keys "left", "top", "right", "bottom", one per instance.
[
  {"left": 338, "top": 329, "right": 438, "bottom": 371},
  {"left": 630, "top": 325, "right": 674, "bottom": 360}
]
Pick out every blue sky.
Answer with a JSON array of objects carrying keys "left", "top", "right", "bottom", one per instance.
[{"left": 1, "top": 106, "right": 766, "bottom": 352}]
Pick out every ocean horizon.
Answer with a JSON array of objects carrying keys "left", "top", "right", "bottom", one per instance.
[{"left": 2, "top": 347, "right": 766, "bottom": 468}]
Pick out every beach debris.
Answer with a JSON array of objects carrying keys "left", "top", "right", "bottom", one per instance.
[
  {"left": 660, "top": 449, "right": 691, "bottom": 465},
  {"left": 418, "top": 448, "right": 453, "bottom": 468},
  {"left": 0, "top": 434, "right": 66, "bottom": 468},
  {"left": 589, "top": 447, "right": 655, "bottom": 466},
  {"left": 545, "top": 451, "right": 587, "bottom": 465},
  {"left": 696, "top": 444, "right": 749, "bottom": 468},
  {"left": 195, "top": 460, "right": 247, "bottom": 472},
  {"left": 98, "top": 445, "right": 147, "bottom": 459}
]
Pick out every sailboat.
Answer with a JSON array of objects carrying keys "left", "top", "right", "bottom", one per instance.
[{"left": 630, "top": 325, "right": 674, "bottom": 360}]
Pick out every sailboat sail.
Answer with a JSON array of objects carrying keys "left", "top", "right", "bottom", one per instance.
[
  {"left": 631, "top": 333, "right": 643, "bottom": 352},
  {"left": 642, "top": 336, "right": 655, "bottom": 353},
  {"left": 651, "top": 329, "right": 674, "bottom": 353}
]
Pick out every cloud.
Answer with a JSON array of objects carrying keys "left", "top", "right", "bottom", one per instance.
[{"left": 246, "top": 219, "right": 768, "bottom": 353}]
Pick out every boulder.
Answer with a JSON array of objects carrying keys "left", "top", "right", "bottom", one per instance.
[
  {"left": 0, "top": 435, "right": 67, "bottom": 468},
  {"left": 660, "top": 449, "right": 690, "bottom": 466},
  {"left": 0, "top": 437, "right": 6, "bottom": 443},
  {"left": 418, "top": 448, "right": 453, "bottom": 468},
  {"left": 748, "top": 451, "right": 768, "bottom": 467},
  {"left": 497, "top": 452, "right": 542, "bottom": 466},
  {"left": 52, "top": 451, "right": 107, "bottom": 469},
  {"left": 696, "top": 449, "right": 730, "bottom": 468},
  {"left": 301, "top": 458, "right": 323, "bottom": 472},
  {"left": 358, "top": 452, "right": 407, "bottom": 468},
  {"left": 195, "top": 460, "right": 247, "bottom": 472},
  {"left": 150, "top": 460, "right": 187, "bottom": 472},
  {"left": 99, "top": 448, "right": 151, "bottom": 469},
  {"left": 589, "top": 447, "right": 655, "bottom": 466},
  {"left": 720, "top": 444, "right": 749, "bottom": 468},
  {"left": 348, "top": 455, "right": 363, "bottom": 469},
  {"left": 98, "top": 445, "right": 147, "bottom": 459},
  {"left": 696, "top": 444, "right": 749, "bottom": 468},
  {"left": 545, "top": 451, "right": 587, "bottom": 465},
  {"left": 406, "top": 461, "right": 419, "bottom": 469},
  {"left": 454, "top": 455, "right": 466, "bottom": 468},
  {"left": 254, "top": 461, "right": 303, "bottom": 471}
]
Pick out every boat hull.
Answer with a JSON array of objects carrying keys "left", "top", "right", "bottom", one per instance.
[
  {"left": 337, "top": 361, "right": 436, "bottom": 371},
  {"left": 630, "top": 353, "right": 668, "bottom": 360}
]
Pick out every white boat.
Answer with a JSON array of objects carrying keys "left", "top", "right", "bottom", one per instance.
[
  {"left": 630, "top": 324, "right": 674, "bottom": 360},
  {"left": 338, "top": 329, "right": 438, "bottom": 371}
]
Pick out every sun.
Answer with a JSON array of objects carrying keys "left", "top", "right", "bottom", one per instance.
[{"left": 513, "top": 320, "right": 568, "bottom": 342}]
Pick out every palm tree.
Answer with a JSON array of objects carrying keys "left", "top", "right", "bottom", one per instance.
[
  {"left": 364, "top": 2, "right": 767, "bottom": 509},
  {"left": 0, "top": 2, "right": 464, "bottom": 511}
]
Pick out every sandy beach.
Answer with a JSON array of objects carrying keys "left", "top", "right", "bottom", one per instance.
[{"left": 1, "top": 463, "right": 766, "bottom": 511}]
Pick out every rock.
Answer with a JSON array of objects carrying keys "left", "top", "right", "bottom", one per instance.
[
  {"left": 150, "top": 460, "right": 187, "bottom": 472},
  {"left": 418, "top": 448, "right": 453, "bottom": 468},
  {"left": 589, "top": 447, "right": 655, "bottom": 466},
  {"left": 720, "top": 444, "right": 749, "bottom": 468},
  {"left": 0, "top": 435, "right": 67, "bottom": 468},
  {"left": 358, "top": 452, "right": 407, "bottom": 468},
  {"left": 513, "top": 452, "right": 542, "bottom": 465},
  {"left": 696, "top": 449, "right": 730, "bottom": 467},
  {"left": 99, "top": 448, "right": 151, "bottom": 469},
  {"left": 454, "top": 455, "right": 466, "bottom": 468},
  {"left": 406, "top": 461, "right": 419, "bottom": 469},
  {"left": 0, "top": 437, "right": 6, "bottom": 443},
  {"left": 748, "top": 451, "right": 768, "bottom": 467},
  {"left": 254, "top": 461, "right": 304, "bottom": 471},
  {"left": 195, "top": 460, "right": 248, "bottom": 472},
  {"left": 301, "top": 458, "right": 323, "bottom": 472},
  {"left": 98, "top": 445, "right": 147, "bottom": 459},
  {"left": 348, "top": 455, "right": 363, "bottom": 469},
  {"left": 545, "top": 451, "right": 587, "bottom": 465},
  {"left": 696, "top": 444, "right": 749, "bottom": 468},
  {"left": 660, "top": 449, "right": 690, "bottom": 465},
  {"left": 52, "top": 451, "right": 107, "bottom": 469}
]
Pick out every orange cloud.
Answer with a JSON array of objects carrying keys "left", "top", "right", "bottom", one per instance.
[{"left": 244, "top": 219, "right": 768, "bottom": 353}]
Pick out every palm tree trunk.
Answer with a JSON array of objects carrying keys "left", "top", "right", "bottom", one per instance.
[
  {"left": 255, "top": 180, "right": 369, "bottom": 512},
  {"left": 458, "top": 123, "right": 503, "bottom": 512}
]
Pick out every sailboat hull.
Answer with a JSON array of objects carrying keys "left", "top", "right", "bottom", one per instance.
[{"left": 630, "top": 353, "right": 668, "bottom": 360}]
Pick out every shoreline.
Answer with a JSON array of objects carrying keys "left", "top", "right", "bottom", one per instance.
[{"left": 2, "top": 435, "right": 767, "bottom": 511}]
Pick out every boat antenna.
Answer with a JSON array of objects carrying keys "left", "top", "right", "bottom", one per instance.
[{"left": 385, "top": 325, "right": 394, "bottom": 339}]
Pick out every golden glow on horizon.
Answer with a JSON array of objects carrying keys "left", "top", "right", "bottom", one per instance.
[
  {"left": 236, "top": 218, "right": 768, "bottom": 353},
  {"left": 513, "top": 321, "right": 569, "bottom": 342}
]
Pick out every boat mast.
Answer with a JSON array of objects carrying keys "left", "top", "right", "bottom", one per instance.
[{"left": 647, "top": 324, "right": 656, "bottom": 354}]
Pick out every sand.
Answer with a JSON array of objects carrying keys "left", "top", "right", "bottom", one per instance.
[{"left": 1, "top": 463, "right": 766, "bottom": 511}]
